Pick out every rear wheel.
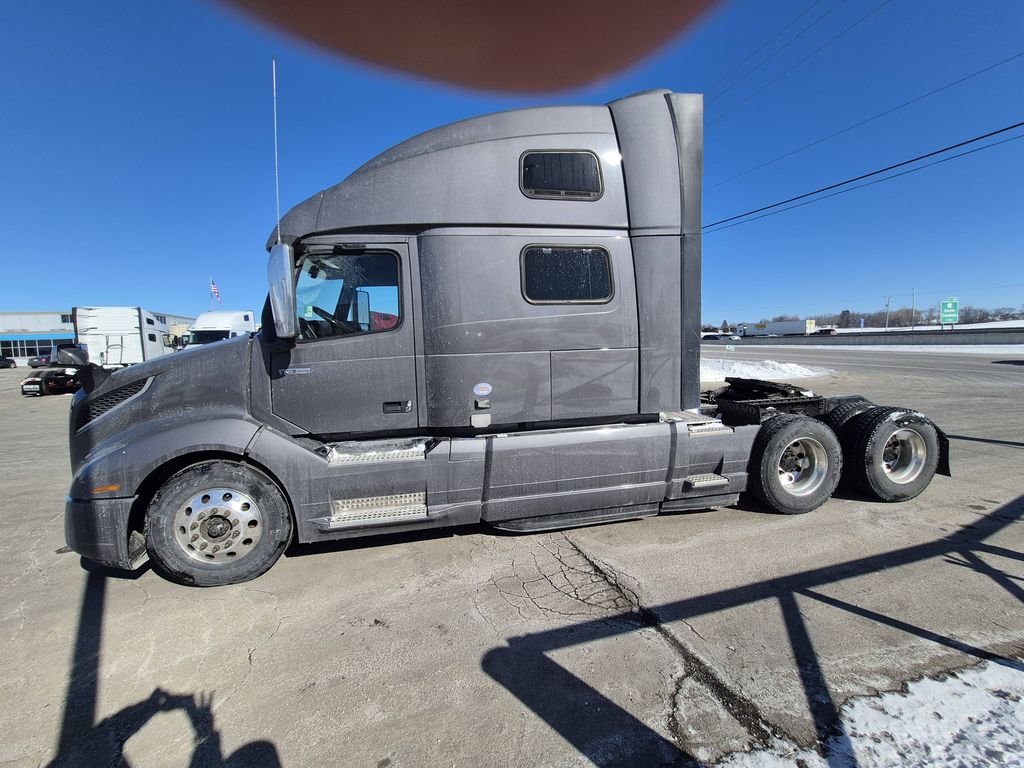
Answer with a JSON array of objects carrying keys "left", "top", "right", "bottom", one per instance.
[
  {"left": 842, "top": 406, "right": 939, "bottom": 502},
  {"left": 145, "top": 461, "right": 292, "bottom": 586},
  {"left": 821, "top": 398, "right": 873, "bottom": 434},
  {"left": 748, "top": 414, "right": 842, "bottom": 514}
]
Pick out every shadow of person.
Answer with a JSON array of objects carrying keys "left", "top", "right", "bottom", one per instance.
[
  {"left": 48, "top": 572, "right": 281, "bottom": 768},
  {"left": 50, "top": 688, "right": 282, "bottom": 768}
]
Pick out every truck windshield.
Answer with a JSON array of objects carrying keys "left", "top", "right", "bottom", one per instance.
[{"left": 190, "top": 330, "right": 231, "bottom": 344}]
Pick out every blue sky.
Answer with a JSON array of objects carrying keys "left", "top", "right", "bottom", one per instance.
[{"left": 2, "top": 0, "right": 1022, "bottom": 323}]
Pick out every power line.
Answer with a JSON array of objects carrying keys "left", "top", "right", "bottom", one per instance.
[
  {"left": 708, "top": 0, "right": 894, "bottom": 127},
  {"left": 705, "top": 132, "right": 1024, "bottom": 233},
  {"left": 704, "top": 121, "right": 1024, "bottom": 230},
  {"left": 706, "top": 0, "right": 831, "bottom": 104},
  {"left": 708, "top": 50, "right": 1024, "bottom": 189}
]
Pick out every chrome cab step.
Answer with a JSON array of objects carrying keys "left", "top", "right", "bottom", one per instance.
[
  {"left": 313, "top": 492, "right": 428, "bottom": 531},
  {"left": 326, "top": 437, "right": 431, "bottom": 465},
  {"left": 683, "top": 473, "right": 730, "bottom": 490}
]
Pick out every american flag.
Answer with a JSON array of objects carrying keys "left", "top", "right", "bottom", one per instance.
[{"left": 210, "top": 277, "right": 222, "bottom": 305}]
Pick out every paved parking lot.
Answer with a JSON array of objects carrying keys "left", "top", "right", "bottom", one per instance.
[{"left": 1, "top": 349, "right": 1022, "bottom": 767}]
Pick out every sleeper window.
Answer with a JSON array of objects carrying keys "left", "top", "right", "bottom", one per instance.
[
  {"left": 521, "top": 151, "right": 602, "bottom": 200},
  {"left": 522, "top": 246, "right": 612, "bottom": 304},
  {"left": 295, "top": 251, "right": 401, "bottom": 340}
]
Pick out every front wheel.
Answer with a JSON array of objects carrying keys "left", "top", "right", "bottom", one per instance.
[
  {"left": 145, "top": 461, "right": 292, "bottom": 586},
  {"left": 748, "top": 414, "right": 842, "bottom": 515}
]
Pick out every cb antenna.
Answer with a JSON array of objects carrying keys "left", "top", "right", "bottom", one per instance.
[{"left": 272, "top": 56, "right": 282, "bottom": 246}]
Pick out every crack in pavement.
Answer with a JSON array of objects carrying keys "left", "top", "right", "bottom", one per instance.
[{"left": 562, "top": 532, "right": 787, "bottom": 757}]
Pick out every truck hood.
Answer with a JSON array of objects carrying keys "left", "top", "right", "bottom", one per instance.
[{"left": 69, "top": 335, "right": 253, "bottom": 472}]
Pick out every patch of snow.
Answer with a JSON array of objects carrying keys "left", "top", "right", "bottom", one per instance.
[
  {"left": 738, "top": 344, "right": 1024, "bottom": 355},
  {"left": 700, "top": 358, "right": 834, "bottom": 382},
  {"left": 718, "top": 659, "right": 1024, "bottom": 768}
]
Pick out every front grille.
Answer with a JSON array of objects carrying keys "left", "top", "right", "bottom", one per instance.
[{"left": 80, "top": 379, "right": 147, "bottom": 428}]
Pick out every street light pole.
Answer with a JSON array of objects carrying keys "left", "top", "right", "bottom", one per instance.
[
  {"left": 884, "top": 296, "right": 891, "bottom": 331},
  {"left": 911, "top": 288, "right": 916, "bottom": 331}
]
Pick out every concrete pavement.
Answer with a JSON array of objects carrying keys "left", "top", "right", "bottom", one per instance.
[{"left": 1, "top": 348, "right": 1021, "bottom": 767}]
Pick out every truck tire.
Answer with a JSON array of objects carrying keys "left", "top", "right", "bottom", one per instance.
[
  {"left": 841, "top": 406, "right": 939, "bottom": 502},
  {"left": 748, "top": 414, "right": 842, "bottom": 515},
  {"left": 821, "top": 398, "right": 873, "bottom": 434},
  {"left": 145, "top": 461, "right": 293, "bottom": 586}
]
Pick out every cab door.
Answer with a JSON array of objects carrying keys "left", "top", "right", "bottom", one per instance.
[{"left": 270, "top": 241, "right": 418, "bottom": 435}]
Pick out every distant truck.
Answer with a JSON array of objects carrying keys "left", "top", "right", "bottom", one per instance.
[
  {"left": 72, "top": 307, "right": 194, "bottom": 366},
  {"left": 741, "top": 319, "right": 816, "bottom": 337},
  {"left": 184, "top": 310, "right": 258, "bottom": 346},
  {"left": 61, "top": 91, "right": 949, "bottom": 586}
]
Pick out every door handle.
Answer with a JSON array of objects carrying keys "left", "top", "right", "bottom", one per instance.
[{"left": 383, "top": 400, "right": 413, "bottom": 414}]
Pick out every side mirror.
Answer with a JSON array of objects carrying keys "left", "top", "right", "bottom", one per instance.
[
  {"left": 267, "top": 243, "right": 297, "bottom": 340},
  {"left": 356, "top": 289, "right": 371, "bottom": 331},
  {"left": 180, "top": 333, "right": 191, "bottom": 347},
  {"left": 56, "top": 346, "right": 89, "bottom": 366}
]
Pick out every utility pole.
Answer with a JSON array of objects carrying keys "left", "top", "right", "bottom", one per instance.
[
  {"left": 911, "top": 288, "right": 916, "bottom": 331},
  {"left": 884, "top": 296, "right": 891, "bottom": 331}
]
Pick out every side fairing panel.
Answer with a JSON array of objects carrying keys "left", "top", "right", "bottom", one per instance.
[
  {"left": 550, "top": 348, "right": 638, "bottom": 419},
  {"left": 482, "top": 423, "right": 672, "bottom": 522}
]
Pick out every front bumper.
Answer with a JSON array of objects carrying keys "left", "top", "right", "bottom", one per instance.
[{"left": 65, "top": 496, "right": 146, "bottom": 571}]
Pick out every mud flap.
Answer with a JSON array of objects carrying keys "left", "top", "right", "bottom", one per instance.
[{"left": 934, "top": 424, "right": 952, "bottom": 477}]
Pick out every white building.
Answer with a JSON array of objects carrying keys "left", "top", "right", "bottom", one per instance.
[{"left": 0, "top": 312, "right": 76, "bottom": 365}]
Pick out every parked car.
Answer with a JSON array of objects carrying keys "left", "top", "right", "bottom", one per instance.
[
  {"left": 21, "top": 368, "right": 81, "bottom": 396},
  {"left": 28, "top": 352, "right": 52, "bottom": 368},
  {"left": 0, "top": 356, "right": 16, "bottom": 369},
  {"left": 815, "top": 328, "right": 838, "bottom": 336},
  {"left": 728, "top": 335, "right": 741, "bottom": 340}
]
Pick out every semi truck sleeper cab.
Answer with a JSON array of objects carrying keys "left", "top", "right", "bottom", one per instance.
[{"left": 63, "top": 90, "right": 949, "bottom": 586}]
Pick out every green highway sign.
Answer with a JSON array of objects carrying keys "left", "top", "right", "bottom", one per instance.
[{"left": 940, "top": 298, "right": 959, "bottom": 325}]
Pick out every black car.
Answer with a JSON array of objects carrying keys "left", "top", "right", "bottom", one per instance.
[
  {"left": 21, "top": 367, "right": 82, "bottom": 396},
  {"left": 28, "top": 351, "right": 52, "bottom": 368},
  {"left": 0, "top": 356, "right": 15, "bottom": 369}
]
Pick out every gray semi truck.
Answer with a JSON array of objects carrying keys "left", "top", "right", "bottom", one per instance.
[{"left": 62, "top": 90, "right": 949, "bottom": 586}]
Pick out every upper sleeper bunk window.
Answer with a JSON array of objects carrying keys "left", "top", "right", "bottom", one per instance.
[{"left": 520, "top": 151, "right": 603, "bottom": 200}]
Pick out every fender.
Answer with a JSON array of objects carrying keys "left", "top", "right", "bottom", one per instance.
[{"left": 69, "top": 417, "right": 262, "bottom": 500}]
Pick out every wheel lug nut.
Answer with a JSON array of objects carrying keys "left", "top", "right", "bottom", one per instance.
[
  {"left": 198, "top": 512, "right": 206, "bottom": 521},
  {"left": 199, "top": 543, "right": 208, "bottom": 551},
  {"left": 212, "top": 545, "right": 220, "bottom": 553},
  {"left": 191, "top": 534, "right": 199, "bottom": 542},
  {"left": 190, "top": 522, "right": 198, "bottom": 531}
]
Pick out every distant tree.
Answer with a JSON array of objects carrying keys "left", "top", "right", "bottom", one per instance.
[
  {"left": 771, "top": 314, "right": 800, "bottom": 322},
  {"left": 838, "top": 309, "right": 853, "bottom": 328},
  {"left": 721, "top": 320, "right": 730, "bottom": 333}
]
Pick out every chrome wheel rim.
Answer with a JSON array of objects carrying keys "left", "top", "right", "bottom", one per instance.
[
  {"left": 172, "top": 487, "right": 263, "bottom": 564},
  {"left": 777, "top": 437, "right": 828, "bottom": 497},
  {"left": 881, "top": 428, "right": 927, "bottom": 484}
]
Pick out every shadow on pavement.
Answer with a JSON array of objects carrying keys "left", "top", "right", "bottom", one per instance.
[
  {"left": 482, "top": 494, "right": 1024, "bottom": 768},
  {"left": 48, "top": 571, "right": 282, "bottom": 767}
]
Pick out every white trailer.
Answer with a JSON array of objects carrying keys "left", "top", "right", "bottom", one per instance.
[
  {"left": 186, "top": 310, "right": 257, "bottom": 345},
  {"left": 741, "top": 319, "right": 816, "bottom": 337},
  {"left": 72, "top": 307, "right": 194, "bottom": 366}
]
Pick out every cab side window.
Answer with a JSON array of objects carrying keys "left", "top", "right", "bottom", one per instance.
[
  {"left": 521, "top": 246, "right": 613, "bottom": 304},
  {"left": 295, "top": 251, "right": 401, "bottom": 340}
]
